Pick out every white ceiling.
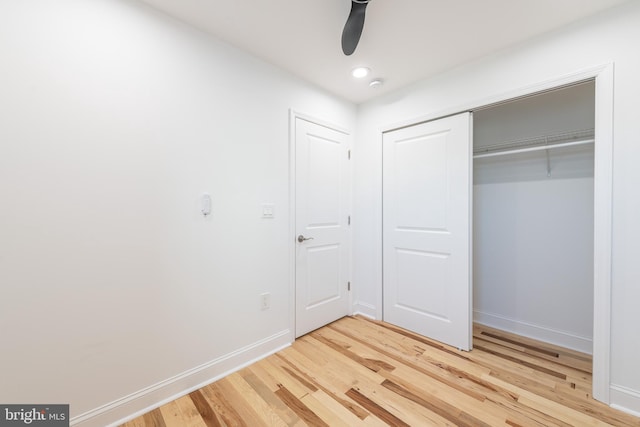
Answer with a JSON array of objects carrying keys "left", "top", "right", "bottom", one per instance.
[{"left": 137, "top": 0, "right": 628, "bottom": 104}]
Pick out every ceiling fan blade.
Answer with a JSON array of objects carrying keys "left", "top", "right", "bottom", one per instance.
[{"left": 341, "top": 1, "right": 369, "bottom": 56}]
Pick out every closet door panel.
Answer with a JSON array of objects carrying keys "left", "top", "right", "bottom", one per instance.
[
  {"left": 383, "top": 112, "right": 472, "bottom": 351},
  {"left": 393, "top": 133, "right": 448, "bottom": 230}
]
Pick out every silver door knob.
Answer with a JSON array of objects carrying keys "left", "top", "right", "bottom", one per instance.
[{"left": 297, "top": 235, "right": 314, "bottom": 243}]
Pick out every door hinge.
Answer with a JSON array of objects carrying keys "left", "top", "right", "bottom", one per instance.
[
  {"left": 348, "top": 149, "right": 351, "bottom": 159},
  {"left": 348, "top": 281, "right": 351, "bottom": 291}
]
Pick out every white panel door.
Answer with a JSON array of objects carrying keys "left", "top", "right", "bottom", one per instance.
[
  {"left": 295, "top": 117, "right": 350, "bottom": 337},
  {"left": 383, "top": 112, "right": 472, "bottom": 350}
]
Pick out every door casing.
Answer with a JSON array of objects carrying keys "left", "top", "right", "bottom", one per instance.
[{"left": 375, "top": 64, "right": 614, "bottom": 403}]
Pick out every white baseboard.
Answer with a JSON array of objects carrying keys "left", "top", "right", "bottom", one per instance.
[
  {"left": 610, "top": 384, "right": 640, "bottom": 417},
  {"left": 352, "top": 301, "right": 377, "bottom": 319},
  {"left": 473, "top": 310, "right": 593, "bottom": 354},
  {"left": 71, "top": 329, "right": 292, "bottom": 427}
]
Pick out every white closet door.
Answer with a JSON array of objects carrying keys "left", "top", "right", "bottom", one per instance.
[{"left": 383, "top": 112, "right": 472, "bottom": 350}]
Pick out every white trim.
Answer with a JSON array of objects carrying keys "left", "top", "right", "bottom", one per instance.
[
  {"left": 474, "top": 310, "right": 593, "bottom": 354},
  {"left": 353, "top": 301, "right": 377, "bottom": 319},
  {"left": 347, "top": 135, "right": 355, "bottom": 318},
  {"left": 380, "top": 64, "right": 611, "bottom": 133},
  {"left": 288, "top": 109, "right": 297, "bottom": 344},
  {"left": 352, "top": 311, "right": 376, "bottom": 321},
  {"left": 591, "top": 63, "right": 614, "bottom": 404},
  {"left": 374, "top": 137, "right": 384, "bottom": 321},
  {"left": 375, "top": 62, "right": 614, "bottom": 404},
  {"left": 610, "top": 385, "right": 640, "bottom": 417},
  {"left": 467, "top": 113, "right": 474, "bottom": 352},
  {"left": 71, "top": 330, "right": 291, "bottom": 427},
  {"left": 289, "top": 110, "right": 350, "bottom": 136}
]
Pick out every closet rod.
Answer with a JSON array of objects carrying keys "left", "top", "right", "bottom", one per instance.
[{"left": 473, "top": 138, "right": 594, "bottom": 159}]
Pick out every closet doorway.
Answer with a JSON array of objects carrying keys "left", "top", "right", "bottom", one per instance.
[
  {"left": 381, "top": 64, "right": 614, "bottom": 403},
  {"left": 472, "top": 81, "right": 595, "bottom": 356}
]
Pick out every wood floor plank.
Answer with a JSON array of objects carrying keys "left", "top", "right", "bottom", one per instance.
[
  {"left": 121, "top": 417, "right": 146, "bottom": 427},
  {"left": 331, "top": 316, "right": 492, "bottom": 379},
  {"left": 158, "top": 400, "right": 193, "bottom": 427},
  {"left": 258, "top": 356, "right": 317, "bottom": 399},
  {"left": 212, "top": 377, "right": 272, "bottom": 427},
  {"left": 473, "top": 336, "right": 593, "bottom": 393},
  {"left": 299, "top": 391, "right": 360, "bottom": 427},
  {"left": 372, "top": 342, "right": 572, "bottom": 426},
  {"left": 274, "top": 385, "right": 328, "bottom": 427},
  {"left": 474, "top": 341, "right": 569, "bottom": 379},
  {"left": 224, "top": 372, "right": 288, "bottom": 427},
  {"left": 296, "top": 337, "right": 445, "bottom": 425},
  {"left": 284, "top": 335, "right": 331, "bottom": 367},
  {"left": 345, "top": 387, "right": 411, "bottom": 427},
  {"left": 344, "top": 367, "right": 475, "bottom": 426},
  {"left": 305, "top": 389, "right": 388, "bottom": 427},
  {"left": 475, "top": 324, "right": 592, "bottom": 364},
  {"left": 321, "top": 321, "right": 493, "bottom": 402},
  {"left": 142, "top": 409, "right": 166, "bottom": 427},
  {"left": 329, "top": 315, "right": 556, "bottom": 426},
  {"left": 245, "top": 359, "right": 284, "bottom": 393},
  {"left": 240, "top": 370, "right": 304, "bottom": 426},
  {"left": 199, "top": 382, "right": 248, "bottom": 426},
  {"left": 473, "top": 335, "right": 590, "bottom": 378},
  {"left": 468, "top": 345, "right": 635, "bottom": 425},
  {"left": 122, "top": 316, "right": 640, "bottom": 427},
  {"left": 296, "top": 335, "right": 386, "bottom": 388},
  {"left": 172, "top": 395, "right": 208, "bottom": 427},
  {"left": 188, "top": 389, "right": 226, "bottom": 427},
  {"left": 275, "top": 349, "right": 371, "bottom": 420},
  {"left": 314, "top": 325, "right": 509, "bottom": 426}
]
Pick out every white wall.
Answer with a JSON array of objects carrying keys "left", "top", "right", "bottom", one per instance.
[
  {"left": 354, "top": 0, "right": 640, "bottom": 414},
  {"left": 473, "top": 85, "right": 595, "bottom": 353},
  {"left": 0, "top": 1, "right": 355, "bottom": 426},
  {"left": 473, "top": 82, "right": 596, "bottom": 149},
  {"left": 474, "top": 150, "right": 595, "bottom": 352}
]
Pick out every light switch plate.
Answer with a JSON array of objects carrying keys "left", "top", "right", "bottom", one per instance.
[
  {"left": 262, "top": 203, "right": 275, "bottom": 218},
  {"left": 201, "top": 193, "right": 212, "bottom": 216}
]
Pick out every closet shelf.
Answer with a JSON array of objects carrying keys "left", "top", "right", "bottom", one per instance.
[{"left": 473, "top": 128, "right": 594, "bottom": 159}]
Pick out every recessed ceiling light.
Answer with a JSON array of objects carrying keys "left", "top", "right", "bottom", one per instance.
[{"left": 351, "top": 67, "right": 370, "bottom": 78}]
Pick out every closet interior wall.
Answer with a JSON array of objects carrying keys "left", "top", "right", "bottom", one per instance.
[{"left": 472, "top": 82, "right": 596, "bottom": 354}]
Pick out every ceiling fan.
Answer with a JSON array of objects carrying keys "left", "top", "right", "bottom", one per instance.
[{"left": 341, "top": 0, "right": 372, "bottom": 56}]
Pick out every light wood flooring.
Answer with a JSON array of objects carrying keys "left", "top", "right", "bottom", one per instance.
[{"left": 121, "top": 316, "right": 640, "bottom": 426}]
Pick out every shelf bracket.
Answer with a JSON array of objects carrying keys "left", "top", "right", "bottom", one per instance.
[{"left": 546, "top": 149, "right": 551, "bottom": 177}]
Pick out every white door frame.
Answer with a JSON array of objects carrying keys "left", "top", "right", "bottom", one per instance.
[
  {"left": 375, "top": 63, "right": 614, "bottom": 403},
  {"left": 288, "top": 109, "right": 353, "bottom": 343}
]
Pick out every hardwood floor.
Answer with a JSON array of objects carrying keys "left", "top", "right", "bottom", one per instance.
[{"left": 121, "top": 316, "right": 640, "bottom": 426}]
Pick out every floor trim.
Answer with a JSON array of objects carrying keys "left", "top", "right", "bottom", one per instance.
[
  {"left": 474, "top": 310, "right": 592, "bottom": 354},
  {"left": 71, "top": 329, "right": 291, "bottom": 427}
]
